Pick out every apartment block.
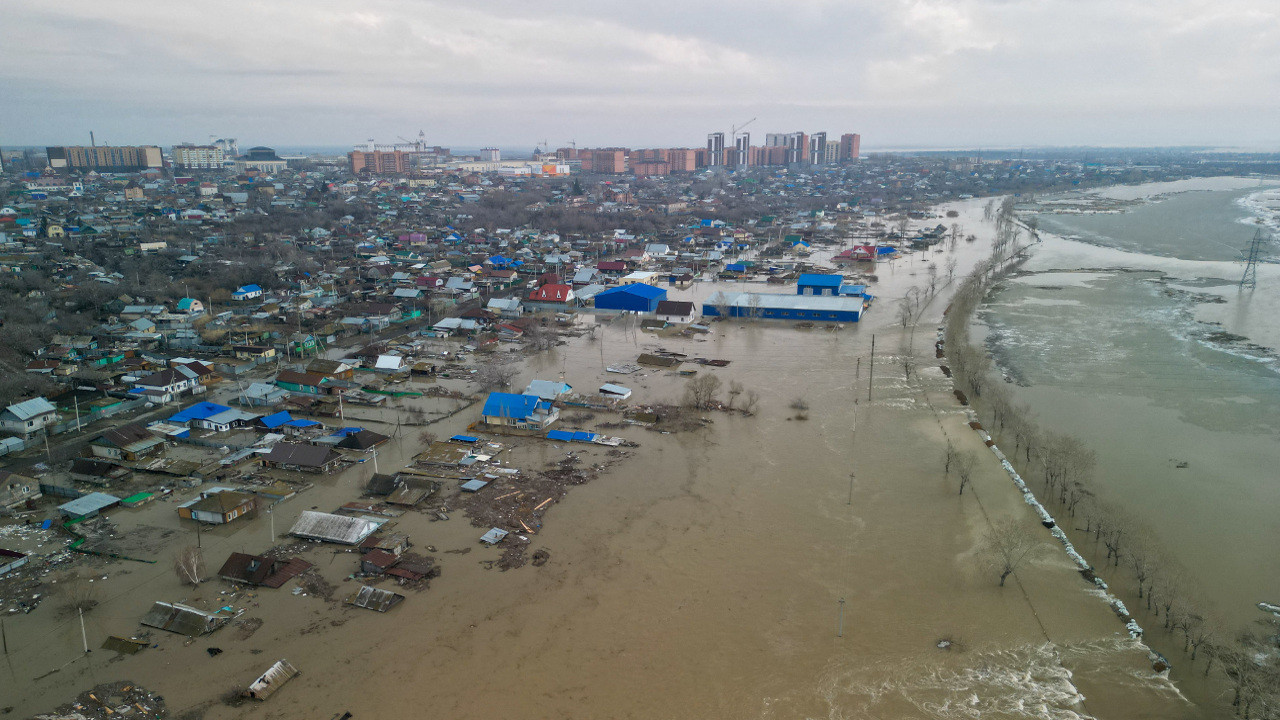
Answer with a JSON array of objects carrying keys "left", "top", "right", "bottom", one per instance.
[
  {"left": 47, "top": 145, "right": 163, "bottom": 172},
  {"left": 172, "top": 144, "right": 226, "bottom": 170}
]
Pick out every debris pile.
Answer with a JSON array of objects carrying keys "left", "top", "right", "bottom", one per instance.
[{"left": 35, "top": 681, "right": 165, "bottom": 720}]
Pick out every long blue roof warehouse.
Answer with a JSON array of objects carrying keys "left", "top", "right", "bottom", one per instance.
[
  {"left": 593, "top": 284, "right": 667, "bottom": 313},
  {"left": 702, "top": 292, "right": 869, "bottom": 322}
]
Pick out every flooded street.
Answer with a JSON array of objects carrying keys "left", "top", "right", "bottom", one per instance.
[{"left": 1, "top": 200, "right": 1198, "bottom": 719}]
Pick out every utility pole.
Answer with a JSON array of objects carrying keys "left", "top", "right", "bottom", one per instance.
[
  {"left": 837, "top": 598, "right": 846, "bottom": 637},
  {"left": 78, "top": 607, "right": 89, "bottom": 654},
  {"left": 868, "top": 334, "right": 875, "bottom": 402}
]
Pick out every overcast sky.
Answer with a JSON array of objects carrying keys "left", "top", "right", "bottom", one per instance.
[{"left": 4, "top": 0, "right": 1279, "bottom": 150}]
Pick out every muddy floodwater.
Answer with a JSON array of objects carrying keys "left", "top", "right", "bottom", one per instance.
[{"left": 1, "top": 199, "right": 1201, "bottom": 719}]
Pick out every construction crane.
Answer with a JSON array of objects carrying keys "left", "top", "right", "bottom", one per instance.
[{"left": 731, "top": 117, "right": 757, "bottom": 139}]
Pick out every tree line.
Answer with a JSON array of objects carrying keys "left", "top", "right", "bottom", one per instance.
[{"left": 944, "top": 198, "right": 1279, "bottom": 718}]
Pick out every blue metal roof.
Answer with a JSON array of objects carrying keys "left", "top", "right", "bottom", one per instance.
[
  {"left": 797, "top": 273, "right": 843, "bottom": 287},
  {"left": 450, "top": 434, "right": 479, "bottom": 443},
  {"left": 482, "top": 392, "right": 549, "bottom": 419},
  {"left": 596, "top": 284, "right": 665, "bottom": 300},
  {"left": 284, "top": 418, "right": 321, "bottom": 428},
  {"left": 259, "top": 410, "right": 292, "bottom": 428},
  {"left": 169, "top": 401, "right": 233, "bottom": 423},
  {"left": 547, "top": 430, "right": 598, "bottom": 443}
]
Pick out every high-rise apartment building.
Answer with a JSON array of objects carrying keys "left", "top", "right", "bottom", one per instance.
[
  {"left": 172, "top": 144, "right": 226, "bottom": 170},
  {"left": 350, "top": 149, "right": 414, "bottom": 174},
  {"left": 480, "top": 148, "right": 500, "bottom": 162},
  {"left": 706, "top": 132, "right": 725, "bottom": 166},
  {"left": 825, "top": 140, "right": 840, "bottom": 164},
  {"left": 809, "top": 132, "right": 828, "bottom": 164},
  {"left": 591, "top": 149, "right": 627, "bottom": 174},
  {"left": 46, "top": 145, "right": 163, "bottom": 172},
  {"left": 783, "top": 132, "right": 809, "bottom": 164},
  {"left": 764, "top": 133, "right": 787, "bottom": 147},
  {"left": 734, "top": 133, "right": 751, "bottom": 166},
  {"left": 667, "top": 149, "right": 697, "bottom": 173},
  {"left": 839, "top": 133, "right": 861, "bottom": 161}
]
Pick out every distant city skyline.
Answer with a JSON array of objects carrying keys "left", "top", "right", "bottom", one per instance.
[{"left": 4, "top": 1, "right": 1280, "bottom": 149}]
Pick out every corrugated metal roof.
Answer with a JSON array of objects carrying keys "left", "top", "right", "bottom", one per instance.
[
  {"left": 346, "top": 585, "right": 404, "bottom": 612},
  {"left": 140, "top": 601, "right": 233, "bottom": 636},
  {"left": 289, "top": 511, "right": 379, "bottom": 545},
  {"left": 58, "top": 492, "right": 121, "bottom": 518},
  {"left": 247, "top": 659, "right": 300, "bottom": 700},
  {"left": 4, "top": 397, "right": 56, "bottom": 420}
]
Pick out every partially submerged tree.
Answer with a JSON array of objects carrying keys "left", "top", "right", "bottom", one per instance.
[
  {"left": 175, "top": 545, "right": 207, "bottom": 587},
  {"left": 683, "top": 373, "right": 723, "bottom": 411},
  {"left": 955, "top": 452, "right": 976, "bottom": 496},
  {"left": 472, "top": 359, "right": 518, "bottom": 390},
  {"left": 979, "top": 520, "right": 1045, "bottom": 587}
]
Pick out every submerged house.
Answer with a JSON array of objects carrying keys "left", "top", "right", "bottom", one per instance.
[
  {"left": 262, "top": 442, "right": 341, "bottom": 473},
  {"left": 217, "top": 552, "right": 313, "bottom": 588},
  {"left": 480, "top": 392, "right": 559, "bottom": 430},
  {"left": 141, "top": 601, "right": 235, "bottom": 636},
  {"left": 177, "top": 488, "right": 257, "bottom": 524},
  {"left": 654, "top": 300, "right": 696, "bottom": 324}
]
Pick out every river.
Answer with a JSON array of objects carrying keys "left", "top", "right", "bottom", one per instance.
[{"left": 978, "top": 177, "right": 1280, "bottom": 695}]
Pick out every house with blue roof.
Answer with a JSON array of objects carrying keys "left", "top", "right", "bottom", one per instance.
[
  {"left": 169, "top": 402, "right": 258, "bottom": 432},
  {"left": 593, "top": 284, "right": 667, "bottom": 313},
  {"left": 480, "top": 392, "right": 559, "bottom": 430},
  {"left": 232, "top": 284, "right": 263, "bottom": 301},
  {"left": 797, "top": 273, "right": 844, "bottom": 297}
]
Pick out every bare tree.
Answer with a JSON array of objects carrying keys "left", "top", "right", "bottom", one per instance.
[
  {"left": 1129, "top": 542, "right": 1157, "bottom": 603},
  {"left": 944, "top": 440, "right": 959, "bottom": 475},
  {"left": 174, "top": 545, "right": 207, "bottom": 587},
  {"left": 683, "top": 373, "right": 723, "bottom": 411},
  {"left": 472, "top": 359, "right": 518, "bottom": 390},
  {"left": 980, "top": 520, "right": 1045, "bottom": 587},
  {"left": 945, "top": 255, "right": 958, "bottom": 283},
  {"left": 956, "top": 452, "right": 976, "bottom": 496},
  {"left": 897, "top": 299, "right": 913, "bottom": 328},
  {"left": 57, "top": 572, "right": 99, "bottom": 617},
  {"left": 524, "top": 323, "right": 560, "bottom": 351},
  {"left": 727, "top": 380, "right": 745, "bottom": 409},
  {"left": 741, "top": 390, "right": 760, "bottom": 416}
]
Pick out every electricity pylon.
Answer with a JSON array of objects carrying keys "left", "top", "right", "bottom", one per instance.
[{"left": 1240, "top": 228, "right": 1267, "bottom": 290}]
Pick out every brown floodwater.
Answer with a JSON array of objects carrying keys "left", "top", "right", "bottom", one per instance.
[{"left": 0, "top": 200, "right": 1210, "bottom": 719}]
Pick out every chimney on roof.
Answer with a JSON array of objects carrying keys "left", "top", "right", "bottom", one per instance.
[{"left": 90, "top": 131, "right": 96, "bottom": 147}]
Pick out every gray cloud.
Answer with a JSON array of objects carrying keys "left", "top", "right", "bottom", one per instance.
[{"left": 2, "top": 0, "right": 1278, "bottom": 148}]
